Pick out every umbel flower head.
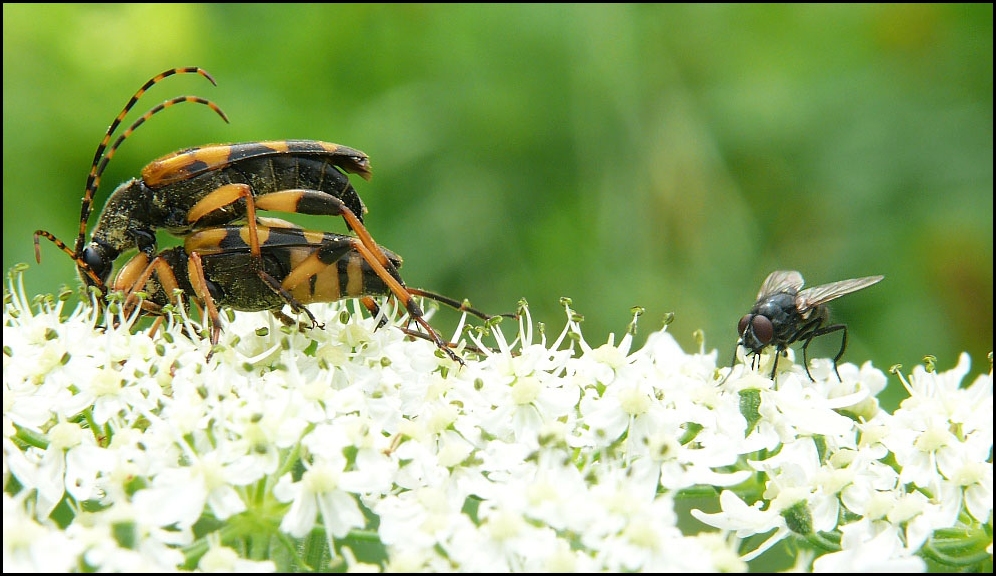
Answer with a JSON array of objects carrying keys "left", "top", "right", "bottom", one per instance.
[{"left": 3, "top": 266, "right": 992, "bottom": 572}]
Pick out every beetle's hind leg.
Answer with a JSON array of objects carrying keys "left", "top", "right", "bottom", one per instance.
[
  {"left": 256, "top": 270, "right": 324, "bottom": 331},
  {"left": 269, "top": 308, "right": 319, "bottom": 335}
]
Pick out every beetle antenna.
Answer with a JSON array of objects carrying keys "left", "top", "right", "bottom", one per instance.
[{"left": 75, "top": 67, "right": 222, "bottom": 257}]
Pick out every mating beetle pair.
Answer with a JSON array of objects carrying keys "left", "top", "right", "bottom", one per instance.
[
  {"left": 111, "top": 221, "right": 497, "bottom": 355},
  {"left": 34, "top": 67, "right": 493, "bottom": 364}
]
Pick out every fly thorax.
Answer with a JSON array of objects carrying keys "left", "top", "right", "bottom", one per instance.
[{"left": 756, "top": 293, "right": 801, "bottom": 342}]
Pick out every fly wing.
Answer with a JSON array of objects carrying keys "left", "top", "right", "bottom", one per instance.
[
  {"left": 757, "top": 270, "right": 805, "bottom": 300},
  {"left": 795, "top": 275, "right": 884, "bottom": 312}
]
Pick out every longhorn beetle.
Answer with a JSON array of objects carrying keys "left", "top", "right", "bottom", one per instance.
[
  {"left": 112, "top": 222, "right": 501, "bottom": 364},
  {"left": 723, "top": 270, "right": 884, "bottom": 382},
  {"left": 33, "top": 67, "right": 464, "bottom": 360},
  {"left": 33, "top": 67, "right": 385, "bottom": 297}
]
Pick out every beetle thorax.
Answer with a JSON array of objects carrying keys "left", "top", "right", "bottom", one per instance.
[{"left": 90, "top": 179, "right": 158, "bottom": 256}]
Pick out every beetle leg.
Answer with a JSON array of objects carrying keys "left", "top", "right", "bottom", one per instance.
[
  {"left": 186, "top": 251, "right": 224, "bottom": 351},
  {"left": 360, "top": 296, "right": 390, "bottom": 329},
  {"left": 187, "top": 183, "right": 262, "bottom": 260},
  {"left": 147, "top": 315, "right": 166, "bottom": 340},
  {"left": 250, "top": 189, "right": 403, "bottom": 281},
  {"left": 256, "top": 270, "right": 324, "bottom": 331},
  {"left": 112, "top": 252, "right": 184, "bottom": 318},
  {"left": 348, "top": 242, "right": 464, "bottom": 366},
  {"left": 270, "top": 308, "right": 311, "bottom": 331},
  {"left": 395, "top": 326, "right": 490, "bottom": 357},
  {"left": 407, "top": 288, "right": 509, "bottom": 321}
]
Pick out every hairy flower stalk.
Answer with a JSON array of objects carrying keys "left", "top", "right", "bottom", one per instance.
[{"left": 3, "top": 266, "right": 993, "bottom": 572}]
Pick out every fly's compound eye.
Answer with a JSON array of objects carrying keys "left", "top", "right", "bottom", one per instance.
[
  {"left": 750, "top": 315, "right": 774, "bottom": 345},
  {"left": 737, "top": 314, "right": 751, "bottom": 337}
]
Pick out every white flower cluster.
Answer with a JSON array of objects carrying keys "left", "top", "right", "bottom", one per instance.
[{"left": 3, "top": 268, "right": 993, "bottom": 572}]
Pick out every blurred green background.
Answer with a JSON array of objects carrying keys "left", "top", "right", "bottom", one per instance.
[{"left": 4, "top": 4, "right": 992, "bottom": 405}]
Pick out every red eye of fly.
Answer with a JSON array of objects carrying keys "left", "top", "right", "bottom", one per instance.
[
  {"left": 751, "top": 315, "right": 774, "bottom": 344},
  {"left": 737, "top": 314, "right": 751, "bottom": 336}
]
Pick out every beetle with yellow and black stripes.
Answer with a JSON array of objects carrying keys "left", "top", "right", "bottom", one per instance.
[
  {"left": 33, "top": 67, "right": 386, "bottom": 302},
  {"left": 112, "top": 221, "right": 501, "bottom": 365}
]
